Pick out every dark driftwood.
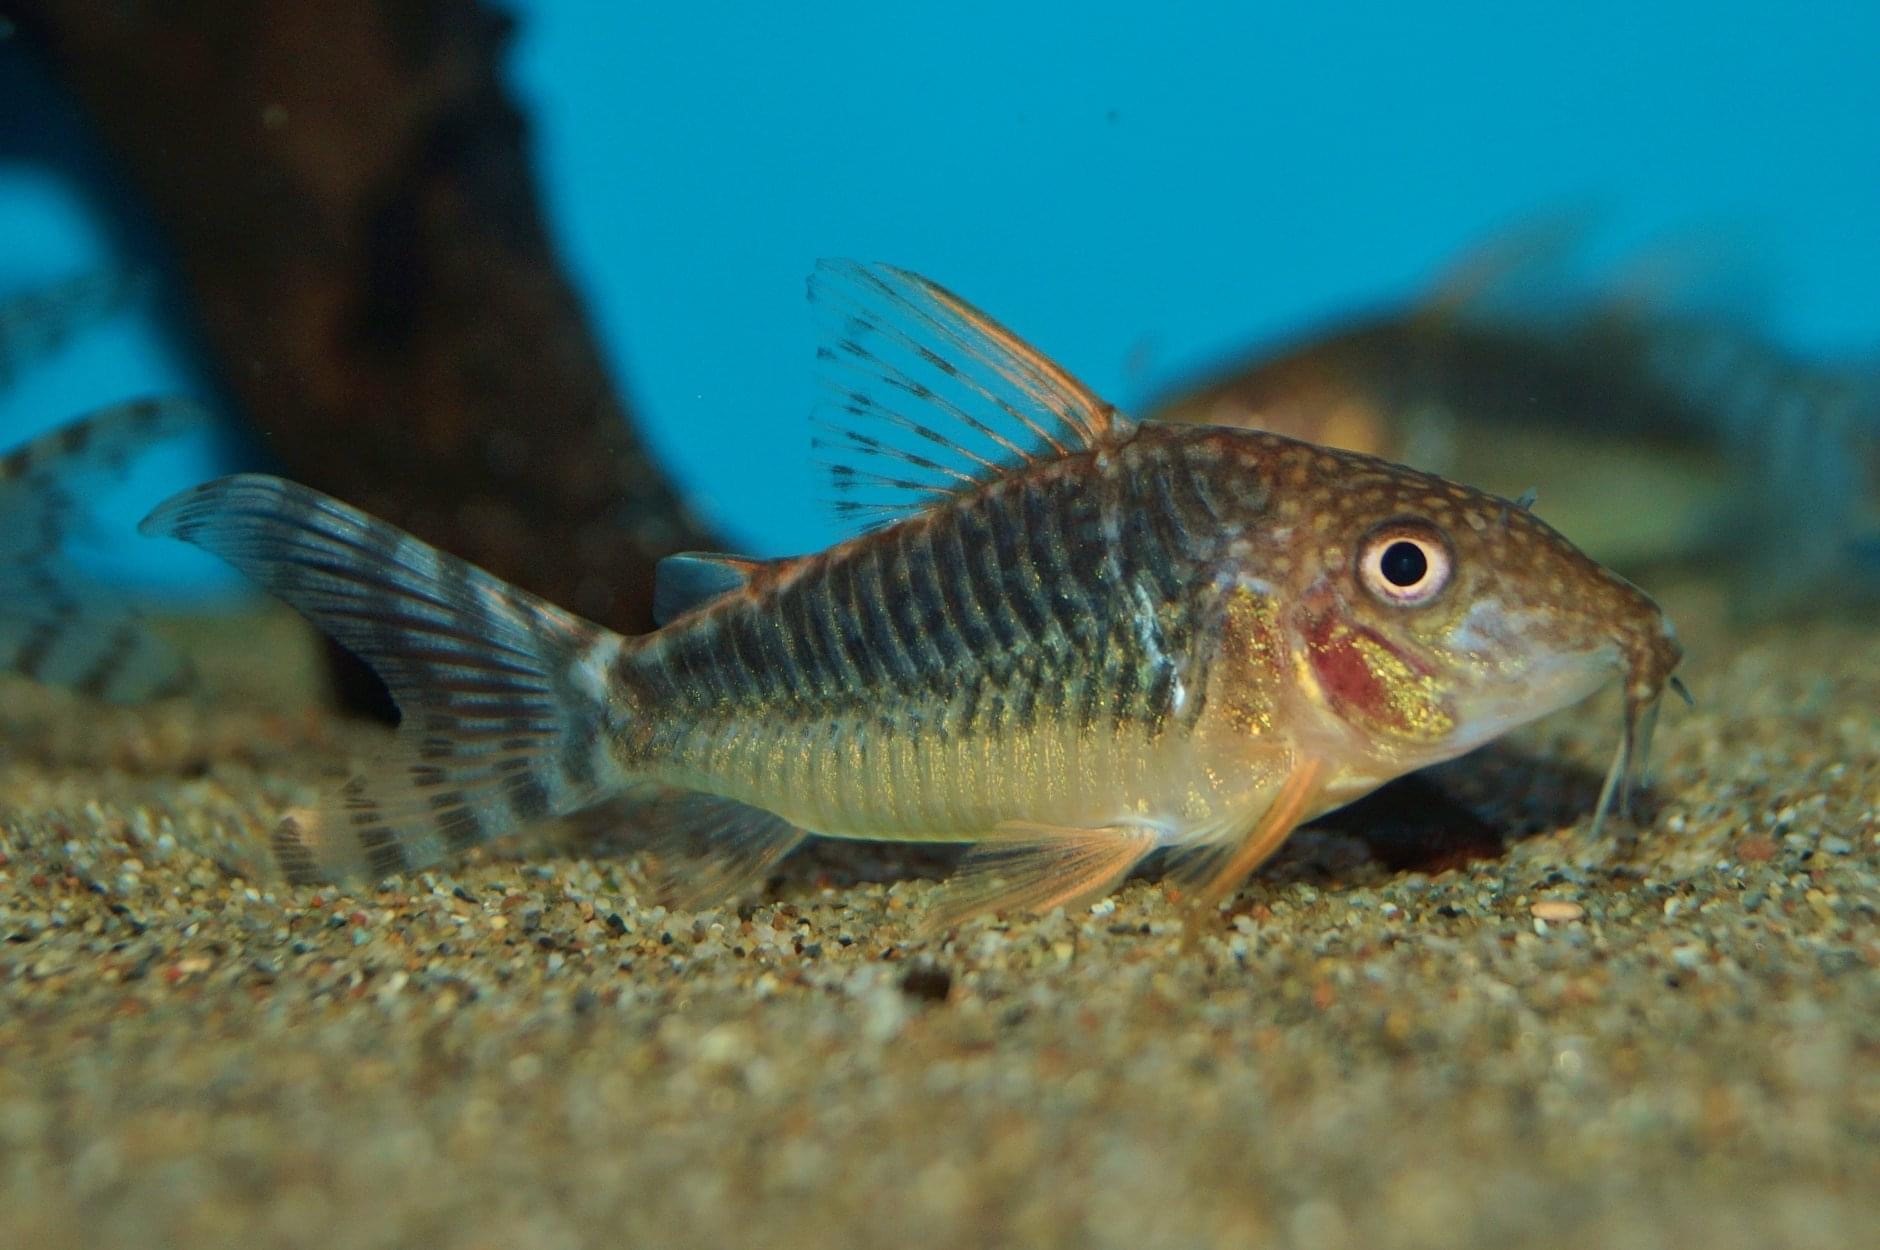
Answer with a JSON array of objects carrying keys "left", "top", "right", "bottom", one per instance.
[{"left": 10, "top": 0, "right": 715, "bottom": 642}]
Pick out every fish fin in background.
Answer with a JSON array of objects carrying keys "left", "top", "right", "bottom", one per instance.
[
  {"left": 920, "top": 824, "right": 1160, "bottom": 935},
  {"left": 651, "top": 552, "right": 769, "bottom": 626},
  {"left": 0, "top": 397, "right": 208, "bottom": 702},
  {"left": 0, "top": 269, "right": 146, "bottom": 390},
  {"left": 0, "top": 396, "right": 210, "bottom": 562},
  {"left": 1416, "top": 211, "right": 1594, "bottom": 324},
  {"left": 615, "top": 788, "right": 806, "bottom": 911},
  {"left": 1418, "top": 220, "right": 1880, "bottom": 613},
  {"left": 1626, "top": 316, "right": 1880, "bottom": 613},
  {"left": 0, "top": 567, "right": 194, "bottom": 703},
  {"left": 1593, "top": 224, "right": 1771, "bottom": 326},
  {"left": 141, "top": 474, "right": 634, "bottom": 884},
  {"left": 1420, "top": 215, "right": 1764, "bottom": 331},
  {"left": 808, "top": 259, "right": 1131, "bottom": 529}
]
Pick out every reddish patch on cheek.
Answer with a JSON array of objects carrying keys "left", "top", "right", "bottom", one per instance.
[
  {"left": 1302, "top": 612, "right": 1441, "bottom": 737},
  {"left": 1306, "top": 618, "right": 1387, "bottom": 717}
]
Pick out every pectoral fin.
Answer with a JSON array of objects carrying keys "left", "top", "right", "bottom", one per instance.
[{"left": 1162, "top": 756, "right": 1327, "bottom": 915}]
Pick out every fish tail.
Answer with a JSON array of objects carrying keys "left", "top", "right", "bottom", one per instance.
[
  {"left": 1, "top": 396, "right": 206, "bottom": 508},
  {"left": 0, "top": 269, "right": 145, "bottom": 388},
  {"left": 0, "top": 398, "right": 210, "bottom": 702},
  {"left": 141, "top": 474, "right": 636, "bottom": 884},
  {"left": 0, "top": 564, "right": 196, "bottom": 703},
  {"left": 1701, "top": 346, "right": 1880, "bottom": 608}
]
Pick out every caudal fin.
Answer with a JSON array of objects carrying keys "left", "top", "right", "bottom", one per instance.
[
  {"left": 0, "top": 397, "right": 207, "bottom": 702},
  {"left": 0, "top": 269, "right": 144, "bottom": 390},
  {"left": 141, "top": 474, "right": 634, "bottom": 883}
]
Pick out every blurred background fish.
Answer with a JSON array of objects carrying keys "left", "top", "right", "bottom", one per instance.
[
  {"left": 1147, "top": 228, "right": 1880, "bottom": 617},
  {"left": 0, "top": 269, "right": 218, "bottom": 702},
  {"left": 0, "top": 396, "right": 207, "bottom": 702},
  {"left": 0, "top": 268, "right": 141, "bottom": 392}
]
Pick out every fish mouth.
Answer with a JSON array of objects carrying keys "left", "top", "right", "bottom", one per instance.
[{"left": 1441, "top": 642, "right": 1620, "bottom": 760}]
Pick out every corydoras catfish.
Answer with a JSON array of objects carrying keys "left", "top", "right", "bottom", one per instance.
[{"left": 142, "top": 262, "right": 1683, "bottom": 929}]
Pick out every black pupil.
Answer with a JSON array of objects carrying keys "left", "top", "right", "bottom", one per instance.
[{"left": 1379, "top": 540, "right": 1428, "bottom": 588}]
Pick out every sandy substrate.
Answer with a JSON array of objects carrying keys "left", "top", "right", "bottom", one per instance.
[{"left": 1, "top": 592, "right": 1875, "bottom": 1250}]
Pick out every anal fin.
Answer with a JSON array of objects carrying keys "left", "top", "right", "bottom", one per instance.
[
  {"left": 621, "top": 789, "right": 806, "bottom": 912},
  {"left": 922, "top": 823, "right": 1160, "bottom": 935}
]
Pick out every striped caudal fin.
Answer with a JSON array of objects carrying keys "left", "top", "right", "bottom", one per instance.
[
  {"left": 140, "top": 474, "right": 634, "bottom": 884},
  {"left": 0, "top": 269, "right": 144, "bottom": 390},
  {"left": 0, "top": 398, "right": 209, "bottom": 702},
  {"left": 0, "top": 567, "right": 194, "bottom": 702}
]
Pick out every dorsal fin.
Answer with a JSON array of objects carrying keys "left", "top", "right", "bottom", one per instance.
[
  {"left": 807, "top": 260, "right": 1132, "bottom": 529},
  {"left": 1417, "top": 212, "right": 1591, "bottom": 323},
  {"left": 652, "top": 552, "right": 769, "bottom": 625}
]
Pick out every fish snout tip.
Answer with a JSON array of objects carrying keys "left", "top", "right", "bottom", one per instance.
[{"left": 1624, "top": 612, "right": 1684, "bottom": 706}]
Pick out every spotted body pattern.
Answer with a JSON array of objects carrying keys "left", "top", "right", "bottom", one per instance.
[
  {"left": 1, "top": 398, "right": 206, "bottom": 702},
  {"left": 145, "top": 263, "right": 1682, "bottom": 926}
]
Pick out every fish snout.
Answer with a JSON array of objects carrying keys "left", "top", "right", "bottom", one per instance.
[{"left": 1622, "top": 612, "right": 1684, "bottom": 705}]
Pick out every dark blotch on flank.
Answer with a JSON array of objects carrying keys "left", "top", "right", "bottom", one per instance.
[
  {"left": 59, "top": 421, "right": 92, "bottom": 455},
  {"left": 507, "top": 772, "right": 552, "bottom": 822},
  {"left": 270, "top": 821, "right": 322, "bottom": 883},
  {"left": 356, "top": 820, "right": 412, "bottom": 879},
  {"left": 435, "top": 802, "right": 485, "bottom": 853}
]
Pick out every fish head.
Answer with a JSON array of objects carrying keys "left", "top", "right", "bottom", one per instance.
[{"left": 1266, "top": 442, "right": 1683, "bottom": 802}]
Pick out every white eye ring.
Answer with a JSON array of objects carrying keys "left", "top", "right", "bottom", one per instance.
[{"left": 1358, "top": 523, "right": 1454, "bottom": 606}]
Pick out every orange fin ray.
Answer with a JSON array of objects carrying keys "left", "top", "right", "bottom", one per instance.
[{"left": 1163, "top": 757, "right": 1327, "bottom": 915}]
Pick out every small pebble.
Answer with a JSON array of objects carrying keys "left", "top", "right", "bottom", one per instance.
[{"left": 1530, "top": 900, "right": 1585, "bottom": 923}]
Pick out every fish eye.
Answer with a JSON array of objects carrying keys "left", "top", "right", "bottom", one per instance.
[{"left": 1358, "top": 520, "right": 1453, "bottom": 607}]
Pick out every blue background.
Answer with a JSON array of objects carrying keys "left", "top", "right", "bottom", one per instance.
[{"left": 3, "top": 1, "right": 1877, "bottom": 596}]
